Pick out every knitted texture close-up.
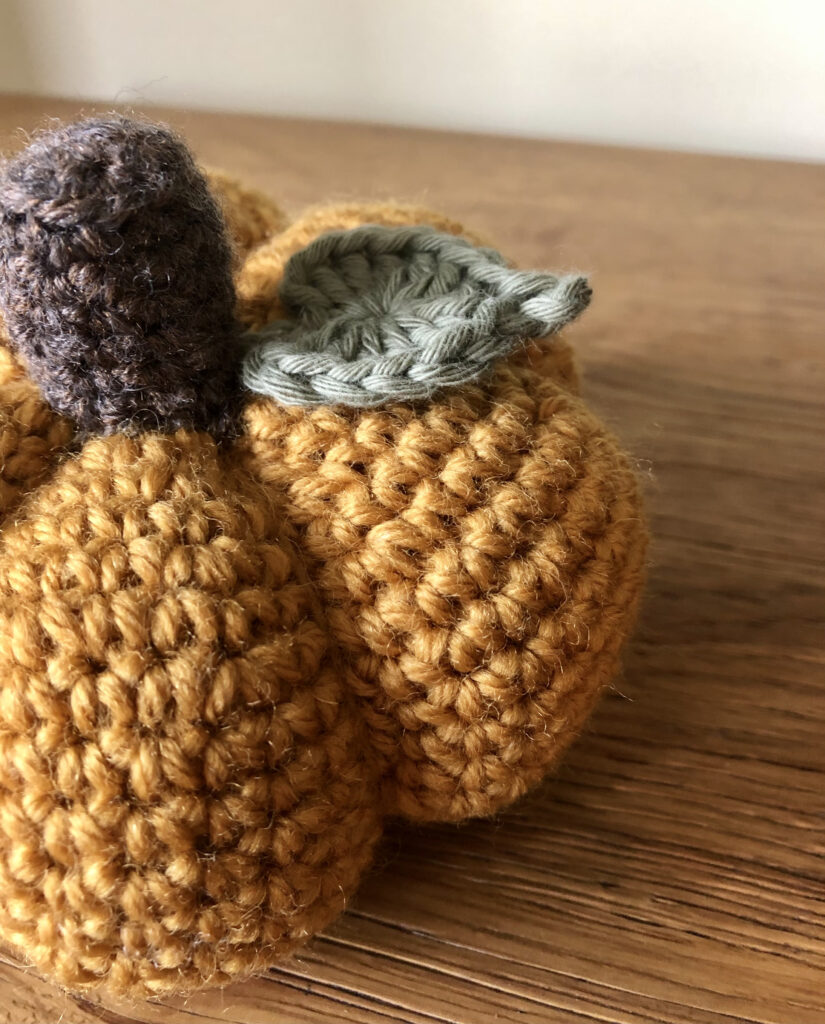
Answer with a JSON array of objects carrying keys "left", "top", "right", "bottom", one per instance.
[
  {"left": 0, "top": 115, "right": 647, "bottom": 998},
  {"left": 242, "top": 224, "right": 591, "bottom": 407}
]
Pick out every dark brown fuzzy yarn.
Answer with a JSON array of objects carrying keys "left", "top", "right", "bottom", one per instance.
[{"left": 0, "top": 115, "right": 241, "bottom": 436}]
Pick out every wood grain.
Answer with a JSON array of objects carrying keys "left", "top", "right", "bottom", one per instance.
[{"left": 0, "top": 94, "right": 822, "bottom": 1024}]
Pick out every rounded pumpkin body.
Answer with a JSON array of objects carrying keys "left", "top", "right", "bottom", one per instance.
[{"left": 0, "top": 152, "right": 646, "bottom": 997}]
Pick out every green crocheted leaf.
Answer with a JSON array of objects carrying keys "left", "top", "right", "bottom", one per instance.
[{"left": 241, "top": 225, "right": 591, "bottom": 408}]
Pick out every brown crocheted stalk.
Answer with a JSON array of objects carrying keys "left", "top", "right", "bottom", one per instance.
[
  {"left": 0, "top": 430, "right": 381, "bottom": 996},
  {"left": 0, "top": 116, "right": 242, "bottom": 437},
  {"left": 238, "top": 202, "right": 647, "bottom": 823}
]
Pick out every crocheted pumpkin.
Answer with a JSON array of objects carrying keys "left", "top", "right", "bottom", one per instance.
[{"left": 0, "top": 116, "right": 646, "bottom": 997}]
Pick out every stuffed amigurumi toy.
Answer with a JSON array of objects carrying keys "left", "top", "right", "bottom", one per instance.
[{"left": 0, "top": 115, "right": 647, "bottom": 997}]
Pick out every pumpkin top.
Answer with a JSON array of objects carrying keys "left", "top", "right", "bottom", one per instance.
[{"left": 0, "top": 114, "right": 593, "bottom": 436}]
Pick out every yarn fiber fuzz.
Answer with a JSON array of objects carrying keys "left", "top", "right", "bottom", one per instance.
[
  {"left": 0, "top": 150, "right": 647, "bottom": 997},
  {"left": 0, "top": 116, "right": 241, "bottom": 436}
]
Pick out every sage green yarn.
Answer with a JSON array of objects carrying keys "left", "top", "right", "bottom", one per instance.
[{"left": 242, "top": 224, "right": 591, "bottom": 408}]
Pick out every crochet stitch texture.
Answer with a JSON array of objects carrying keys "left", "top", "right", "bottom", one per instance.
[
  {"left": 242, "top": 223, "right": 592, "bottom": 406},
  {"left": 0, "top": 117, "right": 647, "bottom": 997},
  {"left": 0, "top": 116, "right": 241, "bottom": 436}
]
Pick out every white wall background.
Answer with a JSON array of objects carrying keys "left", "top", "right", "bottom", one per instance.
[{"left": 1, "top": 0, "right": 823, "bottom": 161}]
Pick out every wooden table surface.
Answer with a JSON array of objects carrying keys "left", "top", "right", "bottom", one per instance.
[{"left": 0, "top": 94, "right": 822, "bottom": 1024}]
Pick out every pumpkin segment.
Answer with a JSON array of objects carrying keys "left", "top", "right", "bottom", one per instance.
[
  {"left": 0, "top": 430, "right": 381, "bottom": 996},
  {"left": 239, "top": 203, "right": 647, "bottom": 823}
]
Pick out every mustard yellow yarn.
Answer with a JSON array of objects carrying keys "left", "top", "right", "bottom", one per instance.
[
  {"left": 236, "top": 203, "right": 646, "bottom": 822},
  {"left": 204, "top": 169, "right": 288, "bottom": 260},
  {"left": 0, "top": 333, "right": 73, "bottom": 518},
  {"left": 0, "top": 430, "right": 381, "bottom": 996},
  {"left": 0, "top": 184, "right": 646, "bottom": 997}
]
